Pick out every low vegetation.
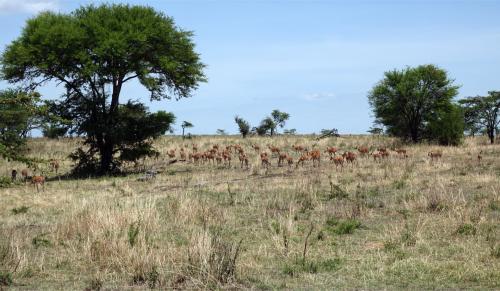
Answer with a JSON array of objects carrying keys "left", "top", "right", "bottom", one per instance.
[{"left": 0, "top": 135, "right": 498, "bottom": 289}]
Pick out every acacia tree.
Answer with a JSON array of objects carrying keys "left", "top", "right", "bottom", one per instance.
[
  {"left": 368, "top": 65, "right": 460, "bottom": 143},
  {"left": 1, "top": 4, "right": 205, "bottom": 174},
  {"left": 271, "top": 109, "right": 290, "bottom": 134},
  {"left": 234, "top": 116, "right": 250, "bottom": 138},
  {"left": 459, "top": 92, "right": 500, "bottom": 144},
  {"left": 181, "top": 121, "right": 193, "bottom": 139}
]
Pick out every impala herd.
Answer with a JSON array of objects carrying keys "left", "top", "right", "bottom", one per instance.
[
  {"left": 7, "top": 141, "right": 485, "bottom": 193},
  {"left": 161, "top": 143, "right": 440, "bottom": 173}
]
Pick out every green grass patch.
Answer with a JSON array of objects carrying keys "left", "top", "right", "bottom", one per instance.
[{"left": 325, "top": 217, "right": 361, "bottom": 235}]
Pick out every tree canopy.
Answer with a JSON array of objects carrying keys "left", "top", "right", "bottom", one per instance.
[
  {"left": 234, "top": 116, "right": 250, "bottom": 138},
  {"left": 0, "top": 89, "right": 46, "bottom": 160},
  {"left": 368, "top": 65, "right": 461, "bottom": 144},
  {"left": 459, "top": 91, "right": 500, "bottom": 144},
  {"left": 1, "top": 4, "right": 205, "bottom": 174}
]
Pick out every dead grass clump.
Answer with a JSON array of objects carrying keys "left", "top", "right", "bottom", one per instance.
[{"left": 185, "top": 229, "right": 243, "bottom": 288}]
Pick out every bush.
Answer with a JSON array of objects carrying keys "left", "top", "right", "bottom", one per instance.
[
  {"left": 426, "top": 104, "right": 464, "bottom": 146},
  {"left": 0, "top": 271, "right": 13, "bottom": 286},
  {"left": 325, "top": 218, "right": 361, "bottom": 235},
  {"left": 11, "top": 206, "right": 29, "bottom": 215},
  {"left": 455, "top": 223, "right": 477, "bottom": 236}
]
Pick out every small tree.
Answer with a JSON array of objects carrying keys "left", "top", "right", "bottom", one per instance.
[
  {"left": 258, "top": 117, "right": 276, "bottom": 136},
  {"left": 459, "top": 91, "right": 500, "bottom": 144},
  {"left": 271, "top": 109, "right": 290, "bottom": 134},
  {"left": 181, "top": 121, "right": 193, "bottom": 139},
  {"left": 234, "top": 116, "right": 250, "bottom": 138},
  {"left": 0, "top": 89, "right": 45, "bottom": 159},
  {"left": 283, "top": 128, "right": 297, "bottom": 135},
  {"left": 216, "top": 129, "right": 227, "bottom": 135}
]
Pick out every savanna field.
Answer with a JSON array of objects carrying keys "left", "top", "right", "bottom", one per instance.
[{"left": 1, "top": 135, "right": 499, "bottom": 290}]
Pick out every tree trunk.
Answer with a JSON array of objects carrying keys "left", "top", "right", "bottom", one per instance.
[
  {"left": 488, "top": 128, "right": 495, "bottom": 144},
  {"left": 182, "top": 127, "right": 185, "bottom": 139},
  {"left": 99, "top": 139, "right": 114, "bottom": 174}
]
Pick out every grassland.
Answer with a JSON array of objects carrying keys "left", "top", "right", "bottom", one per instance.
[{"left": 1, "top": 135, "right": 499, "bottom": 290}]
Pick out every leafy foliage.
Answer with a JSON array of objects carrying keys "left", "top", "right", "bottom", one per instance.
[
  {"left": 181, "top": 121, "right": 193, "bottom": 139},
  {"left": 234, "top": 116, "right": 250, "bottom": 138},
  {"left": 1, "top": 4, "right": 205, "bottom": 174},
  {"left": 68, "top": 102, "right": 174, "bottom": 175},
  {"left": 425, "top": 103, "right": 464, "bottom": 145},
  {"left": 0, "top": 89, "right": 45, "bottom": 160},
  {"left": 368, "top": 65, "right": 460, "bottom": 143},
  {"left": 459, "top": 91, "right": 500, "bottom": 144}
]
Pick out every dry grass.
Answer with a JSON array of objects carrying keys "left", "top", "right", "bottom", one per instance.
[{"left": 0, "top": 135, "right": 499, "bottom": 289}]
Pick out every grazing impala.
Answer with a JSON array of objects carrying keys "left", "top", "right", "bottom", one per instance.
[
  {"left": 331, "top": 155, "right": 344, "bottom": 171},
  {"left": 428, "top": 151, "right": 442, "bottom": 161},
  {"left": 310, "top": 150, "right": 321, "bottom": 167},
  {"left": 357, "top": 146, "right": 369, "bottom": 156},
  {"left": 49, "top": 159, "right": 60, "bottom": 174},
  {"left": 31, "top": 175, "right": 45, "bottom": 192},
  {"left": 325, "top": 146, "right": 338, "bottom": 157}
]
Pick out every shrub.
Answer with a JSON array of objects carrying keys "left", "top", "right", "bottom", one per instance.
[
  {"left": 455, "top": 223, "right": 477, "bottom": 236},
  {"left": 11, "top": 206, "right": 29, "bottom": 215},
  {"left": 325, "top": 218, "right": 361, "bottom": 235},
  {"left": 0, "top": 271, "right": 13, "bottom": 286}
]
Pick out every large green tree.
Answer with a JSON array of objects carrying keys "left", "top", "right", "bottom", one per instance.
[
  {"left": 459, "top": 91, "right": 500, "bottom": 144},
  {"left": 368, "top": 65, "right": 460, "bottom": 143},
  {"left": 1, "top": 4, "right": 205, "bottom": 174}
]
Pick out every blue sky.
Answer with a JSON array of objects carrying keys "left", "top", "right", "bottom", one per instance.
[{"left": 1, "top": 0, "right": 499, "bottom": 135}]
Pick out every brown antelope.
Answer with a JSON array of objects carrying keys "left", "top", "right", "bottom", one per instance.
[
  {"left": 331, "top": 155, "right": 344, "bottom": 171},
  {"left": 357, "top": 146, "right": 369, "bottom": 156},
  {"left": 310, "top": 150, "right": 321, "bottom": 167},
  {"left": 167, "top": 149, "right": 176, "bottom": 159},
  {"left": 260, "top": 152, "right": 270, "bottom": 168},
  {"left": 21, "top": 169, "right": 29, "bottom": 183},
  {"left": 286, "top": 155, "right": 294, "bottom": 169},
  {"left": 296, "top": 152, "right": 309, "bottom": 168},
  {"left": 477, "top": 151, "right": 483, "bottom": 163},
  {"left": 343, "top": 151, "right": 357, "bottom": 164},
  {"left": 215, "top": 154, "right": 223, "bottom": 165},
  {"left": 394, "top": 148, "right": 407, "bottom": 158},
  {"left": 49, "top": 159, "right": 60, "bottom": 174},
  {"left": 324, "top": 146, "right": 338, "bottom": 157},
  {"left": 377, "top": 147, "right": 387, "bottom": 153},
  {"left": 179, "top": 149, "right": 187, "bottom": 161},
  {"left": 31, "top": 175, "right": 45, "bottom": 192},
  {"left": 239, "top": 153, "right": 249, "bottom": 169},
  {"left": 277, "top": 153, "right": 288, "bottom": 167},
  {"left": 251, "top": 144, "right": 261, "bottom": 152},
  {"left": 428, "top": 151, "right": 442, "bottom": 161},
  {"left": 222, "top": 150, "right": 231, "bottom": 167},
  {"left": 372, "top": 152, "right": 382, "bottom": 162},
  {"left": 293, "top": 145, "right": 305, "bottom": 153},
  {"left": 268, "top": 145, "right": 280, "bottom": 156},
  {"left": 381, "top": 150, "right": 389, "bottom": 159}
]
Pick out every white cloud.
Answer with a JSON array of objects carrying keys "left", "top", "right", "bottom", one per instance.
[
  {"left": 303, "top": 92, "right": 336, "bottom": 101},
  {"left": 0, "top": 0, "right": 60, "bottom": 14}
]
